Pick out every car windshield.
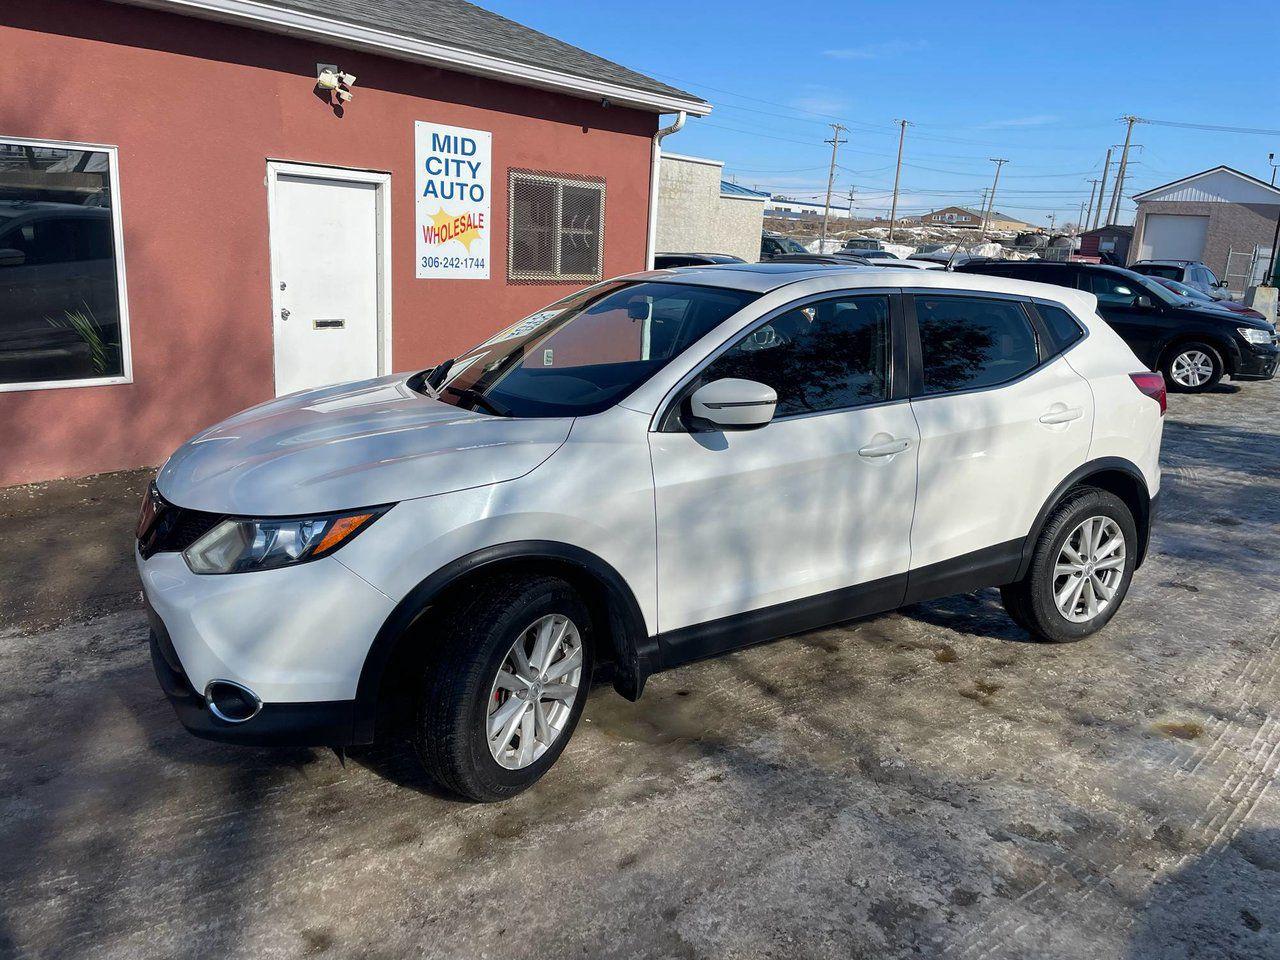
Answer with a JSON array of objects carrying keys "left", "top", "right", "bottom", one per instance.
[
  {"left": 418, "top": 281, "right": 759, "bottom": 417},
  {"left": 1156, "top": 277, "right": 1210, "bottom": 303},
  {"left": 776, "top": 236, "right": 807, "bottom": 254},
  {"left": 1127, "top": 271, "right": 1182, "bottom": 305}
]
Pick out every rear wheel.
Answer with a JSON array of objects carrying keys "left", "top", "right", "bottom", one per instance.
[
  {"left": 1163, "top": 341, "right": 1223, "bottom": 392},
  {"left": 1001, "top": 487, "right": 1137, "bottom": 643},
  {"left": 413, "top": 576, "right": 594, "bottom": 801}
]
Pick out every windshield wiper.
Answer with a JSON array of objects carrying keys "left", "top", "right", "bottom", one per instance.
[
  {"left": 444, "top": 385, "right": 511, "bottom": 417},
  {"left": 425, "top": 357, "right": 454, "bottom": 390}
]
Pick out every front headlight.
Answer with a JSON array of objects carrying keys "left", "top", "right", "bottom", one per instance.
[
  {"left": 1238, "top": 326, "right": 1273, "bottom": 345},
  {"left": 183, "top": 507, "right": 387, "bottom": 574}
]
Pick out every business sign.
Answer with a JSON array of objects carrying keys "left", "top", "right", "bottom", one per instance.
[{"left": 415, "top": 121, "right": 491, "bottom": 280}]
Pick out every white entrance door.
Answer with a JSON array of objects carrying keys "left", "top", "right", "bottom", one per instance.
[
  {"left": 268, "top": 163, "right": 390, "bottom": 396},
  {"left": 1137, "top": 213, "right": 1209, "bottom": 262}
]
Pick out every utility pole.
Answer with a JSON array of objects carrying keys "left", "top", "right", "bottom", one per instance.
[
  {"left": 888, "top": 119, "right": 909, "bottom": 242},
  {"left": 980, "top": 158, "right": 1008, "bottom": 236},
  {"left": 1107, "top": 116, "right": 1141, "bottom": 226},
  {"left": 820, "top": 123, "right": 847, "bottom": 252},
  {"left": 1092, "top": 149, "right": 1113, "bottom": 230},
  {"left": 1083, "top": 178, "right": 1101, "bottom": 232},
  {"left": 1076, "top": 198, "right": 1087, "bottom": 233},
  {"left": 1269, "top": 152, "right": 1278, "bottom": 187},
  {"left": 846, "top": 185, "right": 856, "bottom": 226}
]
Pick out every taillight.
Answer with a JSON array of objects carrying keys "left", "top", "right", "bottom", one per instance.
[{"left": 1129, "top": 371, "right": 1167, "bottom": 415}]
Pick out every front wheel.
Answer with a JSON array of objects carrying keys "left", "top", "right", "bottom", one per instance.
[
  {"left": 1163, "top": 341, "right": 1223, "bottom": 392},
  {"left": 414, "top": 576, "right": 594, "bottom": 801},
  {"left": 1001, "top": 487, "right": 1138, "bottom": 643}
]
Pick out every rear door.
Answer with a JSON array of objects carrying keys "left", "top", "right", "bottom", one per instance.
[{"left": 905, "top": 291, "right": 1093, "bottom": 589}]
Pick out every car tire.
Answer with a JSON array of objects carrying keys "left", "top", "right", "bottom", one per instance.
[
  {"left": 1001, "top": 487, "right": 1138, "bottom": 644},
  {"left": 1163, "top": 341, "right": 1223, "bottom": 393},
  {"left": 413, "top": 575, "right": 594, "bottom": 802}
]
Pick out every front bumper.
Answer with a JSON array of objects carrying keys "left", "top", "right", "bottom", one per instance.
[
  {"left": 138, "top": 546, "right": 397, "bottom": 746},
  {"left": 149, "top": 611, "right": 357, "bottom": 746},
  {"left": 1232, "top": 341, "right": 1279, "bottom": 381}
]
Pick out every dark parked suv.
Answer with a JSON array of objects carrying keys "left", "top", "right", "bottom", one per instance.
[{"left": 958, "top": 260, "right": 1278, "bottom": 392}]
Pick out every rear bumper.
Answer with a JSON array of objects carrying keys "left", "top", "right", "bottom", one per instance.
[{"left": 149, "top": 605, "right": 358, "bottom": 746}]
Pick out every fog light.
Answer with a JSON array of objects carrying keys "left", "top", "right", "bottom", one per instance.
[{"left": 204, "top": 680, "right": 262, "bottom": 723}]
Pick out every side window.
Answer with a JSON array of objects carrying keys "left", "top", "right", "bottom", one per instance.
[
  {"left": 916, "top": 296, "right": 1039, "bottom": 394},
  {"left": 701, "top": 294, "right": 890, "bottom": 417},
  {"left": 1034, "top": 302, "right": 1085, "bottom": 354},
  {"left": 1086, "top": 272, "right": 1142, "bottom": 306}
]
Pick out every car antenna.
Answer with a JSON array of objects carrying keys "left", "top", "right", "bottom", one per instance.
[{"left": 945, "top": 240, "right": 964, "bottom": 271}]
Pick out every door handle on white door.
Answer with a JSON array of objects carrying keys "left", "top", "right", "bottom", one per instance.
[
  {"left": 1039, "top": 406, "right": 1083, "bottom": 425},
  {"left": 858, "top": 437, "right": 912, "bottom": 458}
]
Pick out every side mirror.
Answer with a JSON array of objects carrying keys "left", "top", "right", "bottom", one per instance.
[
  {"left": 0, "top": 248, "right": 25, "bottom": 267},
  {"left": 689, "top": 378, "right": 777, "bottom": 430},
  {"left": 1135, "top": 295, "right": 1154, "bottom": 309}
]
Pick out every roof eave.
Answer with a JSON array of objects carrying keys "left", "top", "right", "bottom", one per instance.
[
  {"left": 1133, "top": 164, "right": 1280, "bottom": 201},
  {"left": 109, "top": 0, "right": 712, "bottom": 116}
]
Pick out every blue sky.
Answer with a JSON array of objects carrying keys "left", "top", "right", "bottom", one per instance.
[{"left": 483, "top": 0, "right": 1280, "bottom": 227}]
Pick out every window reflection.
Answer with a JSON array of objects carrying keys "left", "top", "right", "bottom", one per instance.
[
  {"left": 704, "top": 295, "right": 890, "bottom": 416},
  {"left": 917, "top": 297, "right": 1038, "bottom": 393},
  {"left": 0, "top": 144, "right": 123, "bottom": 385}
]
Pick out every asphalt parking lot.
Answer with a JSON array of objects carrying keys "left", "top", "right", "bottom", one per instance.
[{"left": 1, "top": 379, "right": 1277, "bottom": 960}]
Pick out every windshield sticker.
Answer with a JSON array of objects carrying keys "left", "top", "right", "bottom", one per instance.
[{"left": 482, "top": 309, "right": 562, "bottom": 346}]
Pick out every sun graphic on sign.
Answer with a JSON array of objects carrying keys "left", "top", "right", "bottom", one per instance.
[{"left": 430, "top": 208, "right": 484, "bottom": 251}]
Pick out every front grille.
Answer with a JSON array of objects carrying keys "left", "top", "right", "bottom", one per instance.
[{"left": 138, "top": 484, "right": 226, "bottom": 559}]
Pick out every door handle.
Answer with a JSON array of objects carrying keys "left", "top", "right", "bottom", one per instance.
[
  {"left": 1038, "top": 406, "right": 1083, "bottom": 425},
  {"left": 858, "top": 437, "right": 912, "bottom": 458}
]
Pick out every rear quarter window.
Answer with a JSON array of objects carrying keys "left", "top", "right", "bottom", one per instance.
[{"left": 1034, "top": 303, "right": 1086, "bottom": 354}]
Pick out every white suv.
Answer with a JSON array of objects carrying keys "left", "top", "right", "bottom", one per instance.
[{"left": 138, "top": 265, "right": 1165, "bottom": 800}]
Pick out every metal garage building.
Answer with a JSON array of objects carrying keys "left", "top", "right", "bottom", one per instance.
[{"left": 1130, "top": 166, "right": 1280, "bottom": 291}]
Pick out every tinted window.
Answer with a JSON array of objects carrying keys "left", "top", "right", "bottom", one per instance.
[
  {"left": 1035, "top": 303, "right": 1085, "bottom": 353},
  {"left": 916, "top": 296, "right": 1039, "bottom": 393},
  {"left": 432, "top": 281, "right": 757, "bottom": 418},
  {"left": 1136, "top": 264, "right": 1181, "bottom": 280},
  {"left": 702, "top": 295, "right": 890, "bottom": 417},
  {"left": 0, "top": 143, "right": 124, "bottom": 385},
  {"left": 1086, "top": 272, "right": 1143, "bottom": 306}
]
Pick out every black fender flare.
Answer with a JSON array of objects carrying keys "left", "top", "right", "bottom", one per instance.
[
  {"left": 350, "top": 540, "right": 653, "bottom": 743},
  {"left": 1015, "top": 456, "right": 1153, "bottom": 582}
]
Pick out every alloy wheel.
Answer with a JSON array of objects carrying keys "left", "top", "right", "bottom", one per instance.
[
  {"left": 1170, "top": 350, "right": 1213, "bottom": 388},
  {"left": 486, "top": 614, "right": 584, "bottom": 770},
  {"left": 1053, "top": 516, "right": 1126, "bottom": 623}
]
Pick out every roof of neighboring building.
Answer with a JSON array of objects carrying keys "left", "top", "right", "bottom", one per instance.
[
  {"left": 1132, "top": 165, "right": 1280, "bottom": 202},
  {"left": 719, "top": 181, "right": 770, "bottom": 199},
  {"left": 1081, "top": 224, "right": 1133, "bottom": 236},
  {"left": 115, "top": 0, "right": 710, "bottom": 114}
]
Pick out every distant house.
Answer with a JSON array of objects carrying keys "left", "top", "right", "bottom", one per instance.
[
  {"left": 656, "top": 154, "right": 768, "bottom": 262},
  {"left": 1130, "top": 165, "right": 1280, "bottom": 282},
  {"left": 920, "top": 206, "right": 1030, "bottom": 231},
  {"left": 1078, "top": 225, "right": 1133, "bottom": 263}
]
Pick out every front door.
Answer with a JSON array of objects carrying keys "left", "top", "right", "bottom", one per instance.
[
  {"left": 649, "top": 292, "right": 918, "bottom": 650},
  {"left": 268, "top": 163, "right": 389, "bottom": 396}
]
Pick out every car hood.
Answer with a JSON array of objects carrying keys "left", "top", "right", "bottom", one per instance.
[
  {"left": 157, "top": 374, "right": 573, "bottom": 516},
  {"left": 1184, "top": 301, "right": 1271, "bottom": 328}
]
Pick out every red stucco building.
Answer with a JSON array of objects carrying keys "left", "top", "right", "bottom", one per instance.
[{"left": 0, "top": 0, "right": 708, "bottom": 486}]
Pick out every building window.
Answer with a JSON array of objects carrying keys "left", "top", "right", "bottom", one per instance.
[
  {"left": 508, "top": 170, "right": 604, "bottom": 282},
  {"left": 0, "top": 137, "right": 131, "bottom": 391}
]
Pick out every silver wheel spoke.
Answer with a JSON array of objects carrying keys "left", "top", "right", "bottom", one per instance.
[
  {"left": 1091, "top": 573, "right": 1115, "bottom": 601},
  {"left": 544, "top": 646, "right": 583, "bottom": 682},
  {"left": 517, "top": 708, "right": 536, "bottom": 766},
  {"left": 533, "top": 699, "right": 551, "bottom": 744},
  {"left": 1062, "top": 542, "right": 1084, "bottom": 564},
  {"left": 494, "top": 669, "right": 527, "bottom": 693},
  {"left": 1082, "top": 578, "right": 1099, "bottom": 618},
  {"left": 542, "top": 682, "right": 577, "bottom": 703},
  {"left": 1055, "top": 562, "right": 1079, "bottom": 578},
  {"left": 529, "top": 617, "right": 556, "bottom": 676},
  {"left": 489, "top": 696, "right": 526, "bottom": 750},
  {"left": 510, "top": 642, "right": 535, "bottom": 680},
  {"left": 1094, "top": 555, "right": 1124, "bottom": 571}
]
